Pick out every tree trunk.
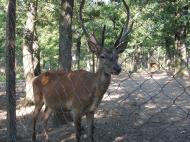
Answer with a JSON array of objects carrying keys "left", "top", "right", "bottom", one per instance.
[
  {"left": 165, "top": 36, "right": 174, "bottom": 71},
  {"left": 6, "top": 0, "right": 17, "bottom": 141},
  {"left": 59, "top": 0, "right": 74, "bottom": 71},
  {"left": 76, "top": 36, "right": 81, "bottom": 70},
  {"left": 23, "top": 0, "right": 39, "bottom": 104},
  {"left": 174, "top": 6, "right": 189, "bottom": 76},
  {"left": 132, "top": 46, "right": 141, "bottom": 72},
  {"left": 92, "top": 53, "right": 95, "bottom": 72},
  {"left": 33, "top": 30, "right": 41, "bottom": 76}
]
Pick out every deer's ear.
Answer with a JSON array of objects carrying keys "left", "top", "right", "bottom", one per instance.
[{"left": 87, "top": 35, "right": 101, "bottom": 55}]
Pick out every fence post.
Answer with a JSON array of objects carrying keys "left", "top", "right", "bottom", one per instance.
[{"left": 5, "top": 0, "right": 17, "bottom": 142}]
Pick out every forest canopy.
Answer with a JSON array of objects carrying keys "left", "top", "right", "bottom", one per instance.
[{"left": 0, "top": 0, "right": 190, "bottom": 81}]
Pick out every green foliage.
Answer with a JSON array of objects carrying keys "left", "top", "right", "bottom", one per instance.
[{"left": 0, "top": 0, "right": 189, "bottom": 77}]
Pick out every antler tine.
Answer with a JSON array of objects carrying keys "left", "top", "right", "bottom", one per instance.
[
  {"left": 122, "top": 0, "right": 130, "bottom": 32},
  {"left": 79, "top": 0, "right": 90, "bottom": 38},
  {"left": 114, "top": 27, "right": 124, "bottom": 47},
  {"left": 119, "top": 21, "right": 134, "bottom": 44},
  {"left": 115, "top": 0, "right": 133, "bottom": 49}
]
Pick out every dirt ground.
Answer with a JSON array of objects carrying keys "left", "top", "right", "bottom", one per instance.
[{"left": 1, "top": 71, "right": 190, "bottom": 142}]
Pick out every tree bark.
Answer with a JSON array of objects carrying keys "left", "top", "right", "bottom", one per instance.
[
  {"left": 23, "top": 0, "right": 39, "bottom": 104},
  {"left": 165, "top": 36, "right": 174, "bottom": 71},
  {"left": 132, "top": 46, "right": 141, "bottom": 72},
  {"left": 5, "top": 0, "right": 17, "bottom": 141},
  {"left": 174, "top": 6, "right": 189, "bottom": 76},
  {"left": 92, "top": 53, "right": 95, "bottom": 73},
  {"left": 59, "top": 0, "right": 74, "bottom": 71},
  {"left": 33, "top": 30, "right": 41, "bottom": 76},
  {"left": 76, "top": 36, "right": 81, "bottom": 70}
]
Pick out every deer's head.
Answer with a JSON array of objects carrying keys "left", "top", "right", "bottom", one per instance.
[{"left": 80, "top": 0, "right": 133, "bottom": 75}]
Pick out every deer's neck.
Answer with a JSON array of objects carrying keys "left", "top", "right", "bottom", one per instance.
[
  {"left": 86, "top": 69, "right": 111, "bottom": 112},
  {"left": 95, "top": 69, "right": 111, "bottom": 97}
]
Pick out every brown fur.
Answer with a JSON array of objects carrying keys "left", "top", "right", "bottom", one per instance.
[{"left": 33, "top": 70, "right": 110, "bottom": 111}]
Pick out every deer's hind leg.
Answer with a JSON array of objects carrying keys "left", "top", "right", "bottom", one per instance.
[
  {"left": 32, "top": 102, "right": 44, "bottom": 142},
  {"left": 43, "top": 106, "right": 52, "bottom": 142}
]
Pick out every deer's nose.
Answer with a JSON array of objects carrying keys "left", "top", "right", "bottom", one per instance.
[{"left": 113, "top": 64, "right": 121, "bottom": 74}]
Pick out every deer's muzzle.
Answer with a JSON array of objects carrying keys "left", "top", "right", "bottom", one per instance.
[{"left": 112, "top": 64, "right": 121, "bottom": 75}]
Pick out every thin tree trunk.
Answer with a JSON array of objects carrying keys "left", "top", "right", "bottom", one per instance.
[
  {"left": 132, "top": 46, "right": 141, "bottom": 72},
  {"left": 92, "top": 53, "right": 95, "bottom": 72},
  {"left": 23, "top": 0, "right": 39, "bottom": 104},
  {"left": 165, "top": 36, "right": 173, "bottom": 71},
  {"left": 6, "top": 0, "right": 16, "bottom": 141},
  {"left": 76, "top": 36, "right": 81, "bottom": 70},
  {"left": 59, "top": 0, "right": 74, "bottom": 71}
]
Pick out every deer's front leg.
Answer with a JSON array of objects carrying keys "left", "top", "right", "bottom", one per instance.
[
  {"left": 73, "top": 113, "right": 82, "bottom": 142},
  {"left": 86, "top": 112, "right": 95, "bottom": 142}
]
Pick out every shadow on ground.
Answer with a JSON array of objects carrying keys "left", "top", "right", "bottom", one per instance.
[{"left": 1, "top": 72, "right": 190, "bottom": 142}]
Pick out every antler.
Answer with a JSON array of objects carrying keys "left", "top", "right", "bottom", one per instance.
[
  {"left": 114, "top": 0, "right": 134, "bottom": 53},
  {"left": 79, "top": 0, "right": 132, "bottom": 54},
  {"left": 79, "top": 0, "right": 102, "bottom": 54}
]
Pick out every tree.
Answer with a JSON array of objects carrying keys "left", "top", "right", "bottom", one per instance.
[
  {"left": 174, "top": 4, "right": 189, "bottom": 76},
  {"left": 23, "top": 0, "right": 40, "bottom": 104},
  {"left": 6, "top": 0, "right": 17, "bottom": 141},
  {"left": 59, "top": 0, "right": 74, "bottom": 71},
  {"left": 76, "top": 35, "right": 81, "bottom": 70}
]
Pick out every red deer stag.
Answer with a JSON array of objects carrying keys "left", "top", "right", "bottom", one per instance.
[{"left": 32, "top": 0, "right": 133, "bottom": 142}]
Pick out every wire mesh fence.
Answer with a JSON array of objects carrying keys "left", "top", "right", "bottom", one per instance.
[
  {"left": 1, "top": 49, "right": 190, "bottom": 142},
  {"left": 1, "top": 1, "right": 190, "bottom": 142}
]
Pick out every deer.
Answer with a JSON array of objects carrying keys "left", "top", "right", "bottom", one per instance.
[
  {"left": 32, "top": 0, "right": 133, "bottom": 142},
  {"left": 149, "top": 62, "right": 160, "bottom": 77}
]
